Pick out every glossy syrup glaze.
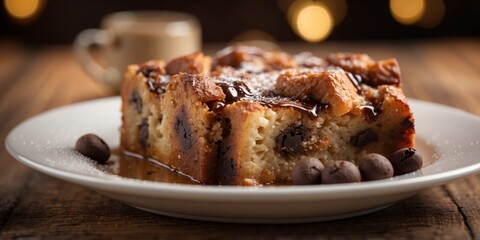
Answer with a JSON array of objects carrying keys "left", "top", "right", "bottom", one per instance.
[
  {"left": 208, "top": 81, "right": 328, "bottom": 118},
  {"left": 358, "top": 105, "right": 382, "bottom": 121},
  {"left": 107, "top": 149, "right": 200, "bottom": 185}
]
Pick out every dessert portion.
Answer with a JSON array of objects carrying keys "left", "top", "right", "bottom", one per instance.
[{"left": 120, "top": 46, "right": 415, "bottom": 185}]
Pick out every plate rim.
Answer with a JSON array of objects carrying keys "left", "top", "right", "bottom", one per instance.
[{"left": 5, "top": 97, "right": 480, "bottom": 201}]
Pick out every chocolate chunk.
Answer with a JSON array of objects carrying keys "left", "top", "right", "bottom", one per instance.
[
  {"left": 275, "top": 125, "right": 308, "bottom": 157},
  {"left": 129, "top": 91, "right": 142, "bottom": 114},
  {"left": 218, "top": 145, "right": 236, "bottom": 184},
  {"left": 359, "top": 153, "right": 394, "bottom": 181},
  {"left": 208, "top": 101, "right": 226, "bottom": 111},
  {"left": 221, "top": 156, "right": 236, "bottom": 181},
  {"left": 221, "top": 118, "right": 232, "bottom": 139},
  {"left": 138, "top": 118, "right": 149, "bottom": 149},
  {"left": 292, "top": 156, "right": 324, "bottom": 185},
  {"left": 359, "top": 105, "right": 382, "bottom": 121},
  {"left": 75, "top": 133, "right": 110, "bottom": 164},
  {"left": 147, "top": 78, "right": 167, "bottom": 95},
  {"left": 351, "top": 129, "right": 378, "bottom": 148},
  {"left": 174, "top": 107, "right": 192, "bottom": 150},
  {"left": 139, "top": 65, "right": 158, "bottom": 78},
  {"left": 390, "top": 148, "right": 423, "bottom": 175},
  {"left": 321, "top": 160, "right": 361, "bottom": 184}
]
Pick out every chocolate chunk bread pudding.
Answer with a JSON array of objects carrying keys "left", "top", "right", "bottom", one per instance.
[{"left": 120, "top": 46, "right": 415, "bottom": 185}]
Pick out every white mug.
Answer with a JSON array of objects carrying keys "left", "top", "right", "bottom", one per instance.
[{"left": 74, "top": 11, "right": 201, "bottom": 90}]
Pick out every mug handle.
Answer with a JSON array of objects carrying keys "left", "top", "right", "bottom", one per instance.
[{"left": 73, "top": 29, "right": 121, "bottom": 86}]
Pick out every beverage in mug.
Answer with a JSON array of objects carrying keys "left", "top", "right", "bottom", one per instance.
[{"left": 74, "top": 11, "right": 201, "bottom": 91}]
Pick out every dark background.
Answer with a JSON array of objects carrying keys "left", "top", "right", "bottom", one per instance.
[{"left": 1, "top": 0, "right": 479, "bottom": 45}]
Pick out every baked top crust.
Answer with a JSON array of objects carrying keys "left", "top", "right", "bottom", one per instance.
[{"left": 140, "top": 46, "right": 408, "bottom": 120}]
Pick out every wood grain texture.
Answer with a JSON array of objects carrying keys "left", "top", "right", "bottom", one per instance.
[{"left": 0, "top": 39, "right": 479, "bottom": 239}]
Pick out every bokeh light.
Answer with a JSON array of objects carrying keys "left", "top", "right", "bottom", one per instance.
[
  {"left": 288, "top": 1, "right": 333, "bottom": 42},
  {"left": 322, "top": 0, "right": 347, "bottom": 26},
  {"left": 390, "top": 0, "right": 425, "bottom": 25},
  {"left": 4, "top": 0, "right": 44, "bottom": 22},
  {"left": 418, "top": 0, "right": 445, "bottom": 28}
]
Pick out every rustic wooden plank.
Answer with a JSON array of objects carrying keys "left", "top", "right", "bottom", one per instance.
[
  {"left": 0, "top": 41, "right": 29, "bottom": 83},
  {"left": 445, "top": 175, "right": 480, "bottom": 239},
  {"left": 413, "top": 41, "right": 480, "bottom": 115},
  {"left": 378, "top": 43, "right": 435, "bottom": 102},
  {"left": 388, "top": 40, "right": 479, "bottom": 238},
  {"left": 0, "top": 157, "right": 31, "bottom": 236},
  {"left": 0, "top": 45, "right": 40, "bottom": 232},
  {"left": 452, "top": 39, "right": 480, "bottom": 72},
  {"left": 0, "top": 47, "right": 115, "bottom": 137},
  {"left": 0, "top": 174, "right": 471, "bottom": 239},
  {"left": 0, "top": 46, "right": 112, "bottom": 235}
]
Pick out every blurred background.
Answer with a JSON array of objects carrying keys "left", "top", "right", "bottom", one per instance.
[{"left": 1, "top": 0, "right": 479, "bottom": 45}]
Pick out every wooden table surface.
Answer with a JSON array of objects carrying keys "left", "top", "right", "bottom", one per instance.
[{"left": 1, "top": 39, "right": 479, "bottom": 239}]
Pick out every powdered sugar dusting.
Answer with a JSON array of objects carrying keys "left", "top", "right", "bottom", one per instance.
[{"left": 10, "top": 126, "right": 118, "bottom": 179}]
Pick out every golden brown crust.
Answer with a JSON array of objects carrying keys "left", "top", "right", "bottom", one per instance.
[
  {"left": 379, "top": 85, "right": 415, "bottom": 149},
  {"left": 168, "top": 73, "right": 225, "bottom": 103},
  {"left": 215, "top": 46, "right": 261, "bottom": 68},
  {"left": 327, "top": 53, "right": 373, "bottom": 77},
  {"left": 368, "top": 59, "right": 401, "bottom": 86},
  {"left": 275, "top": 69, "right": 361, "bottom": 116},
  {"left": 166, "top": 52, "right": 211, "bottom": 75},
  {"left": 327, "top": 53, "right": 401, "bottom": 86}
]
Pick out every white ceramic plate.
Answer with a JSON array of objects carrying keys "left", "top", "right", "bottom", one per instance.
[{"left": 5, "top": 97, "right": 480, "bottom": 223}]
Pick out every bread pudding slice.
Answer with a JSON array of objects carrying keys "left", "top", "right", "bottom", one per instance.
[{"left": 120, "top": 46, "right": 414, "bottom": 185}]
